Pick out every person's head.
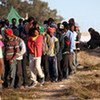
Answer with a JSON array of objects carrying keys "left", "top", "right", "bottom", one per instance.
[
  {"left": 29, "top": 27, "right": 40, "bottom": 37},
  {"left": 68, "top": 18, "right": 75, "bottom": 25},
  {"left": 43, "top": 20, "right": 48, "bottom": 25},
  {"left": 0, "top": 20, "right": 5, "bottom": 28},
  {"left": 5, "top": 19, "right": 10, "bottom": 26},
  {"left": 33, "top": 21, "right": 39, "bottom": 29},
  {"left": 69, "top": 23, "right": 75, "bottom": 32},
  {"left": 23, "top": 20, "right": 28, "bottom": 25},
  {"left": 88, "top": 28, "right": 95, "bottom": 33},
  {"left": 75, "top": 23, "right": 80, "bottom": 32},
  {"left": 12, "top": 18, "right": 17, "bottom": 25},
  {"left": 47, "top": 26, "right": 56, "bottom": 37},
  {"left": 19, "top": 18, "right": 23, "bottom": 24},
  {"left": 57, "top": 23, "right": 64, "bottom": 33},
  {"left": 5, "top": 28, "right": 14, "bottom": 39},
  {"left": 48, "top": 18, "right": 55, "bottom": 26},
  {"left": 62, "top": 21, "right": 69, "bottom": 32},
  {"left": 28, "top": 16, "right": 34, "bottom": 24}
]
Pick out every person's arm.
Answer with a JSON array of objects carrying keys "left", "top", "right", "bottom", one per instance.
[
  {"left": 70, "top": 32, "right": 75, "bottom": 52},
  {"left": 55, "top": 37, "right": 59, "bottom": 54},
  {"left": 28, "top": 38, "right": 34, "bottom": 54},
  {"left": 10, "top": 43, "right": 20, "bottom": 63},
  {"left": 19, "top": 39, "right": 26, "bottom": 56}
]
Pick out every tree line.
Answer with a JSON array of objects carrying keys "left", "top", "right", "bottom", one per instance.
[{"left": 0, "top": 0, "right": 63, "bottom": 24}]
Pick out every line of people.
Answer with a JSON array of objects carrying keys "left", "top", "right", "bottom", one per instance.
[{"left": 0, "top": 17, "right": 81, "bottom": 89}]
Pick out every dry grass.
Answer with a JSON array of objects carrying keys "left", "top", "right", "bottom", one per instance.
[
  {"left": 78, "top": 48, "right": 100, "bottom": 66},
  {"left": 1, "top": 49, "right": 100, "bottom": 100},
  {"left": 81, "top": 32, "right": 90, "bottom": 36}
]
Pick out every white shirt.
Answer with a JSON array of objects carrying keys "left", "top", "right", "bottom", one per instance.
[{"left": 17, "top": 39, "right": 26, "bottom": 60}]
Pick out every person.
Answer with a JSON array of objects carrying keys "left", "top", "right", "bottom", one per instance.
[
  {"left": 59, "top": 21, "right": 72, "bottom": 79},
  {"left": 47, "top": 18, "right": 55, "bottom": 27},
  {"left": 18, "top": 18, "right": 29, "bottom": 87},
  {"left": 5, "top": 19, "right": 11, "bottom": 28},
  {"left": 0, "top": 20, "right": 6, "bottom": 41},
  {"left": 3, "top": 29, "right": 20, "bottom": 88},
  {"left": 0, "top": 35, "right": 4, "bottom": 89},
  {"left": 66, "top": 23, "right": 76, "bottom": 75},
  {"left": 24, "top": 16, "right": 34, "bottom": 36},
  {"left": 41, "top": 26, "right": 51, "bottom": 81},
  {"left": 56, "top": 23, "right": 65, "bottom": 81},
  {"left": 11, "top": 18, "right": 19, "bottom": 37},
  {"left": 24, "top": 17, "right": 34, "bottom": 63},
  {"left": 47, "top": 26, "right": 59, "bottom": 82},
  {"left": 73, "top": 23, "right": 81, "bottom": 67},
  {"left": 68, "top": 18, "right": 75, "bottom": 25},
  {"left": 28, "top": 28, "right": 44, "bottom": 87},
  {"left": 18, "top": 18, "right": 26, "bottom": 39},
  {"left": 87, "top": 28, "right": 100, "bottom": 49},
  {"left": 15, "top": 37, "right": 26, "bottom": 88}
]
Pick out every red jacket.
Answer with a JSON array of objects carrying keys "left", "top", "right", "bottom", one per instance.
[{"left": 28, "top": 35, "right": 43, "bottom": 57}]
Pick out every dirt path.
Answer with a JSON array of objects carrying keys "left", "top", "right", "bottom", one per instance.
[
  {"left": 1, "top": 49, "right": 100, "bottom": 100},
  {"left": 1, "top": 64, "right": 100, "bottom": 100}
]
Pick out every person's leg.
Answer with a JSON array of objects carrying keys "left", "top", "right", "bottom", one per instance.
[
  {"left": 10, "top": 60, "right": 17, "bottom": 88},
  {"left": 22, "top": 54, "right": 28, "bottom": 86},
  {"left": 73, "top": 50, "right": 78, "bottom": 67},
  {"left": 16, "top": 60, "right": 23, "bottom": 88},
  {"left": 62, "top": 54, "right": 69, "bottom": 79},
  {"left": 52, "top": 56, "right": 58, "bottom": 81},
  {"left": 0, "top": 75, "right": 2, "bottom": 91},
  {"left": 49, "top": 56, "right": 58, "bottom": 82},
  {"left": 57, "top": 57, "right": 63, "bottom": 81},
  {"left": 0, "top": 58, "right": 4, "bottom": 91},
  {"left": 73, "top": 51, "right": 76, "bottom": 67},
  {"left": 29, "top": 54, "right": 37, "bottom": 83},
  {"left": 48, "top": 57, "right": 53, "bottom": 81},
  {"left": 35, "top": 57, "right": 44, "bottom": 79},
  {"left": 42, "top": 55, "right": 50, "bottom": 81},
  {"left": 69, "top": 53, "right": 76, "bottom": 75},
  {"left": 3, "top": 60, "right": 9, "bottom": 88},
  {"left": 0, "top": 58, "right": 4, "bottom": 78}
]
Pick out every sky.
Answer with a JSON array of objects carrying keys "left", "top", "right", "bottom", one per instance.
[{"left": 41, "top": 0, "right": 100, "bottom": 32}]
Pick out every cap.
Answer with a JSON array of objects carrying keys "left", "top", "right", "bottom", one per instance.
[{"left": 5, "top": 29, "right": 13, "bottom": 36}]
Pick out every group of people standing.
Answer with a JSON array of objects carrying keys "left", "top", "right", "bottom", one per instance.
[{"left": 0, "top": 17, "right": 81, "bottom": 89}]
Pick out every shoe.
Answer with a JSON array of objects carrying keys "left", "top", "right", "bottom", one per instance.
[
  {"left": 28, "top": 81, "right": 37, "bottom": 88},
  {"left": 51, "top": 78, "right": 58, "bottom": 82},
  {"left": 77, "top": 48, "right": 80, "bottom": 51},
  {"left": 70, "top": 70, "right": 76, "bottom": 75},
  {"left": 19, "top": 86, "right": 25, "bottom": 89},
  {"left": 40, "top": 78, "right": 45, "bottom": 85},
  {"left": 24, "top": 85, "right": 29, "bottom": 88}
]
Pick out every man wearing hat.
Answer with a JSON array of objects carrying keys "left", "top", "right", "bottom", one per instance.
[{"left": 3, "top": 29, "right": 20, "bottom": 88}]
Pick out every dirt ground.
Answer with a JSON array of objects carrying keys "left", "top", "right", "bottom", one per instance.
[{"left": 0, "top": 48, "right": 100, "bottom": 100}]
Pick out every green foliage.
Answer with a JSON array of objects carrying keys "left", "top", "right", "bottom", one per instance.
[{"left": 0, "top": 0, "right": 63, "bottom": 23}]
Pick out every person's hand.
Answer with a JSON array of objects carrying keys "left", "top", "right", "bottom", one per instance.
[
  {"left": 76, "top": 41, "right": 80, "bottom": 43},
  {"left": 0, "top": 35, "right": 2, "bottom": 39},
  {"left": 9, "top": 60, "right": 13, "bottom": 63}
]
